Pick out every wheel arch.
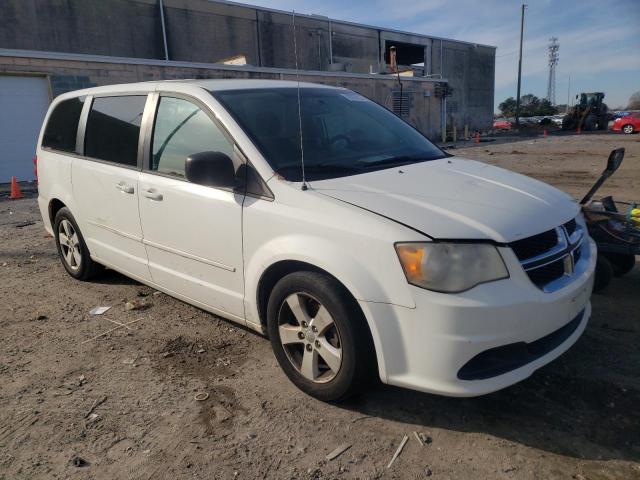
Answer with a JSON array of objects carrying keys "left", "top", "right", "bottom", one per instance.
[
  {"left": 255, "top": 259, "right": 382, "bottom": 380},
  {"left": 256, "top": 260, "right": 354, "bottom": 332},
  {"left": 48, "top": 198, "right": 67, "bottom": 226}
]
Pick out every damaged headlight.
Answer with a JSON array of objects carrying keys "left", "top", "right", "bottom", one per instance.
[{"left": 395, "top": 242, "right": 509, "bottom": 293}]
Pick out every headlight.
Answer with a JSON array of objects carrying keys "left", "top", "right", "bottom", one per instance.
[{"left": 395, "top": 242, "right": 509, "bottom": 293}]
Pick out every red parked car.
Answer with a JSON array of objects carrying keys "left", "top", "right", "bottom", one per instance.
[
  {"left": 493, "top": 119, "right": 512, "bottom": 130},
  {"left": 612, "top": 113, "right": 640, "bottom": 134}
]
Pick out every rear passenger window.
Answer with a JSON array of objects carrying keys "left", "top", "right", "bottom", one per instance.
[
  {"left": 151, "top": 96, "right": 234, "bottom": 178},
  {"left": 42, "top": 97, "right": 85, "bottom": 152},
  {"left": 84, "top": 95, "right": 147, "bottom": 166}
]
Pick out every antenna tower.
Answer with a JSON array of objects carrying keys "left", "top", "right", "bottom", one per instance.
[{"left": 546, "top": 37, "right": 559, "bottom": 105}]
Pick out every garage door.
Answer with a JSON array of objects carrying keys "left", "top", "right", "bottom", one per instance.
[{"left": 0, "top": 76, "right": 50, "bottom": 182}]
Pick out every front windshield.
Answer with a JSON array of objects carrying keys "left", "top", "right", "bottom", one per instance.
[{"left": 213, "top": 87, "right": 445, "bottom": 181}]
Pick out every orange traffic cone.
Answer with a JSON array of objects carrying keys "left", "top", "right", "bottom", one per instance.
[
  {"left": 543, "top": 129, "right": 548, "bottom": 137},
  {"left": 9, "top": 176, "right": 24, "bottom": 200},
  {"left": 475, "top": 132, "right": 480, "bottom": 144}
]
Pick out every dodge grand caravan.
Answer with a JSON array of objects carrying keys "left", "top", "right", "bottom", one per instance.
[{"left": 36, "top": 80, "right": 596, "bottom": 401}]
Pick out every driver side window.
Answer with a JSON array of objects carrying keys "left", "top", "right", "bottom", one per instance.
[{"left": 151, "top": 96, "right": 234, "bottom": 178}]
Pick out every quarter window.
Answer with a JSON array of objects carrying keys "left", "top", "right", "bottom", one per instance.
[
  {"left": 42, "top": 97, "right": 85, "bottom": 153},
  {"left": 151, "top": 96, "right": 234, "bottom": 178},
  {"left": 84, "top": 95, "right": 147, "bottom": 166}
]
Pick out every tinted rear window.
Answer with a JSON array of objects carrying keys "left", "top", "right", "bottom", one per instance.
[
  {"left": 42, "top": 97, "right": 85, "bottom": 152},
  {"left": 84, "top": 95, "right": 147, "bottom": 166}
]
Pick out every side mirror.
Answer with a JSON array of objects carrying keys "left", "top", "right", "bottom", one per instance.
[
  {"left": 185, "top": 151, "right": 236, "bottom": 188},
  {"left": 606, "top": 148, "right": 624, "bottom": 174}
]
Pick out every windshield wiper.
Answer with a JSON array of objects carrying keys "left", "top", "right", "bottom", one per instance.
[
  {"left": 276, "top": 163, "right": 362, "bottom": 175},
  {"left": 359, "top": 155, "right": 430, "bottom": 170}
]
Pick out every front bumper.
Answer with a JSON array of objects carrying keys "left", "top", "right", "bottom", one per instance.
[{"left": 360, "top": 238, "right": 596, "bottom": 397}]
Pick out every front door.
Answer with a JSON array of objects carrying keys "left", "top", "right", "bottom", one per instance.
[{"left": 138, "top": 95, "right": 245, "bottom": 320}]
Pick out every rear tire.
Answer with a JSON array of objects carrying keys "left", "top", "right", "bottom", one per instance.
[
  {"left": 603, "top": 252, "right": 635, "bottom": 276},
  {"left": 266, "top": 271, "right": 376, "bottom": 402},
  {"left": 593, "top": 254, "right": 613, "bottom": 293},
  {"left": 622, "top": 124, "right": 634, "bottom": 134},
  {"left": 54, "top": 207, "right": 103, "bottom": 280}
]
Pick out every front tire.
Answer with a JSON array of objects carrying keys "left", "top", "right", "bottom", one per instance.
[
  {"left": 54, "top": 207, "right": 103, "bottom": 280},
  {"left": 603, "top": 252, "right": 635, "bottom": 276},
  {"left": 593, "top": 254, "right": 613, "bottom": 293},
  {"left": 266, "top": 271, "right": 375, "bottom": 402}
]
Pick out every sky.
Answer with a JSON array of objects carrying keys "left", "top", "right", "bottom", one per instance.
[{"left": 234, "top": 0, "right": 640, "bottom": 112}]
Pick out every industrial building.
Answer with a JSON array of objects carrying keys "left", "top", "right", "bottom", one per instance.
[{"left": 0, "top": 0, "right": 496, "bottom": 181}]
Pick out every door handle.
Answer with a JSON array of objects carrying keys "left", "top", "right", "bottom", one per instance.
[
  {"left": 116, "top": 182, "right": 134, "bottom": 194},
  {"left": 143, "top": 189, "right": 163, "bottom": 201}
]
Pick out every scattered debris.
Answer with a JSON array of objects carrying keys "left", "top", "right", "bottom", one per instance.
[
  {"left": 125, "top": 299, "right": 150, "bottom": 311},
  {"left": 81, "top": 317, "right": 145, "bottom": 344},
  {"left": 137, "top": 291, "right": 148, "bottom": 297},
  {"left": 161, "top": 351, "right": 174, "bottom": 358},
  {"left": 387, "top": 435, "right": 409, "bottom": 468},
  {"left": 85, "top": 413, "right": 101, "bottom": 425},
  {"left": 1, "top": 262, "right": 7, "bottom": 267},
  {"left": 89, "top": 306, "right": 111, "bottom": 315},
  {"left": 194, "top": 392, "right": 210, "bottom": 401},
  {"left": 85, "top": 396, "right": 107, "bottom": 418},
  {"left": 77, "top": 375, "right": 87, "bottom": 386},
  {"left": 413, "top": 431, "right": 424, "bottom": 447},
  {"left": 425, "top": 467, "right": 433, "bottom": 476},
  {"left": 15, "top": 221, "right": 35, "bottom": 228},
  {"left": 197, "top": 348, "right": 206, "bottom": 354},
  {"left": 152, "top": 291, "right": 163, "bottom": 297},
  {"left": 70, "top": 456, "right": 90, "bottom": 468},
  {"left": 53, "top": 388, "right": 73, "bottom": 396},
  {"left": 35, "top": 314, "right": 48, "bottom": 320},
  {"left": 326, "top": 443, "right": 351, "bottom": 461},
  {"left": 418, "top": 432, "right": 433, "bottom": 444}
]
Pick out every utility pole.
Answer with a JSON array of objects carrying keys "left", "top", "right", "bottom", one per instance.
[
  {"left": 515, "top": 4, "right": 526, "bottom": 127},
  {"left": 566, "top": 74, "right": 571, "bottom": 113}
]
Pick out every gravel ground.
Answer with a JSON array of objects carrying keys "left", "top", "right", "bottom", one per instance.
[{"left": 0, "top": 132, "right": 638, "bottom": 480}]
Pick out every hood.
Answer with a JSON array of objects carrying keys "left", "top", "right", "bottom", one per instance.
[{"left": 312, "top": 157, "right": 579, "bottom": 243}]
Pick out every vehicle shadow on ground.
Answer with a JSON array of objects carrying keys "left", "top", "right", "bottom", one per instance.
[
  {"left": 343, "top": 359, "right": 639, "bottom": 462},
  {"left": 89, "top": 268, "right": 141, "bottom": 286}
]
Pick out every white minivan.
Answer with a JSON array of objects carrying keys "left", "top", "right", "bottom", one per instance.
[{"left": 36, "top": 79, "right": 596, "bottom": 401}]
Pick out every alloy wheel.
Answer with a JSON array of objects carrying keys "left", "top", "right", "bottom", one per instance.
[
  {"left": 58, "top": 219, "right": 82, "bottom": 271},
  {"left": 277, "top": 292, "right": 343, "bottom": 383},
  {"left": 623, "top": 125, "right": 634, "bottom": 134}
]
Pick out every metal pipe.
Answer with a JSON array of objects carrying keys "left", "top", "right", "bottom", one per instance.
[
  {"left": 515, "top": 4, "right": 527, "bottom": 127},
  {"left": 328, "top": 20, "right": 333, "bottom": 64},
  {"left": 159, "top": 0, "right": 169, "bottom": 61},
  {"left": 256, "top": 10, "right": 262, "bottom": 67}
]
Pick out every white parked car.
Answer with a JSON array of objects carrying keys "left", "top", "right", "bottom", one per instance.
[{"left": 36, "top": 80, "right": 596, "bottom": 401}]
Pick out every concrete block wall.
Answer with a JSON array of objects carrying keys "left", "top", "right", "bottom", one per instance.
[
  {"left": 0, "top": 53, "right": 442, "bottom": 139},
  {"left": 0, "top": 0, "right": 494, "bottom": 130}
]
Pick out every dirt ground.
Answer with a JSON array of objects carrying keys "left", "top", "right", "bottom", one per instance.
[{"left": 1, "top": 132, "right": 638, "bottom": 480}]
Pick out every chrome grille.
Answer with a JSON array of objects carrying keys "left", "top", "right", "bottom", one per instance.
[{"left": 510, "top": 217, "right": 585, "bottom": 292}]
